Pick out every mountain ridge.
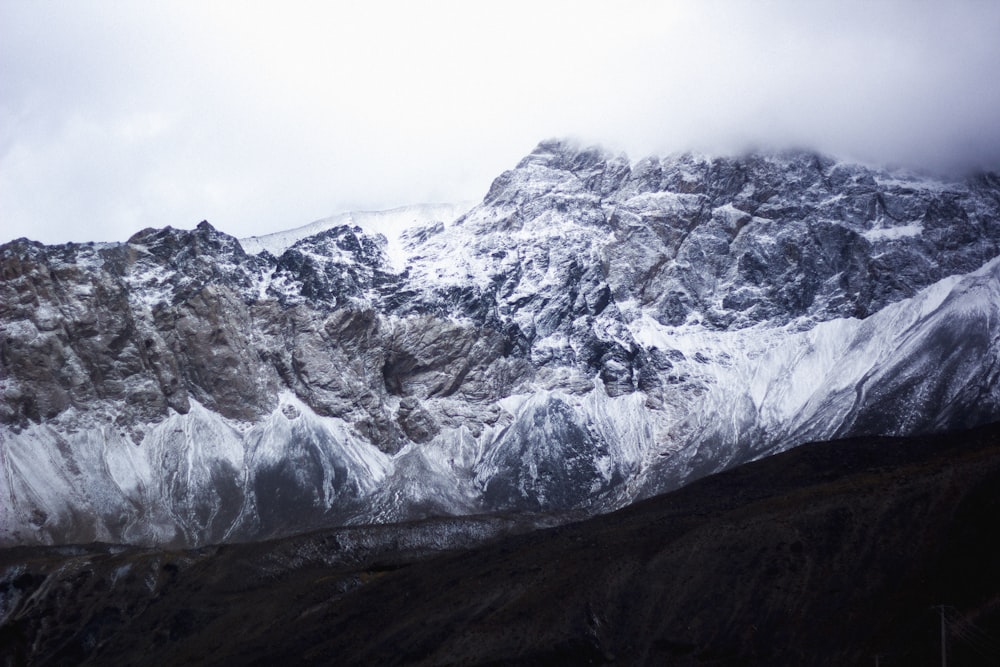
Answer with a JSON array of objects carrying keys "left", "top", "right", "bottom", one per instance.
[{"left": 2, "top": 140, "right": 1000, "bottom": 547}]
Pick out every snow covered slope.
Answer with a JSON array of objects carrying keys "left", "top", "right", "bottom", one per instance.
[
  {"left": 2, "top": 140, "right": 1000, "bottom": 547},
  {"left": 238, "top": 202, "right": 474, "bottom": 270}
]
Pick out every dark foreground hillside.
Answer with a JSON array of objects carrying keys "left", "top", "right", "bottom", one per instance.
[{"left": 3, "top": 423, "right": 1000, "bottom": 666}]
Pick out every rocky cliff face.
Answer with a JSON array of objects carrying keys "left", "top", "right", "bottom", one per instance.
[{"left": 3, "top": 140, "right": 1000, "bottom": 547}]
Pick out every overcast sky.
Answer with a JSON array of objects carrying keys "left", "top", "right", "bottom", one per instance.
[{"left": 3, "top": 1, "right": 1000, "bottom": 245}]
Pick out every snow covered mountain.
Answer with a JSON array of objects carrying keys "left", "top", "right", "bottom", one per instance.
[
  {"left": 3, "top": 139, "right": 1000, "bottom": 547},
  {"left": 238, "top": 201, "right": 476, "bottom": 269}
]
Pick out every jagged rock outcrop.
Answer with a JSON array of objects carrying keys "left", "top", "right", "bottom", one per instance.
[{"left": 2, "top": 140, "right": 1000, "bottom": 547}]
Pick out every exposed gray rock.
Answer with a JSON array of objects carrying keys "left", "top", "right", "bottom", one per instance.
[{"left": 3, "top": 142, "right": 1000, "bottom": 548}]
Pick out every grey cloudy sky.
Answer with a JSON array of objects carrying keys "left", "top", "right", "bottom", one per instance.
[{"left": 2, "top": 0, "right": 1000, "bottom": 245}]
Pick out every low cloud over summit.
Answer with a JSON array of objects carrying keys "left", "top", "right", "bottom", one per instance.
[{"left": 2, "top": 1, "right": 999, "bottom": 244}]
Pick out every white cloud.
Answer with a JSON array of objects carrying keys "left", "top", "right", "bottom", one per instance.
[{"left": 2, "top": 0, "right": 999, "bottom": 244}]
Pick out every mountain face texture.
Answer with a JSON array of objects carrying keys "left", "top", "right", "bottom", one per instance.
[
  {"left": 3, "top": 424, "right": 999, "bottom": 666},
  {"left": 3, "top": 140, "right": 1000, "bottom": 547}
]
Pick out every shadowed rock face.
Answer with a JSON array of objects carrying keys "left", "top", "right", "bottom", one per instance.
[
  {"left": 3, "top": 142, "right": 1000, "bottom": 547},
  {"left": 2, "top": 424, "right": 998, "bottom": 666}
]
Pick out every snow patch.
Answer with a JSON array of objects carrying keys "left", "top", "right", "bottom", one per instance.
[
  {"left": 863, "top": 222, "right": 923, "bottom": 242},
  {"left": 240, "top": 202, "right": 474, "bottom": 271}
]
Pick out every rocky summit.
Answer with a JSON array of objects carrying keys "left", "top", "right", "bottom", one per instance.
[{"left": 3, "top": 140, "right": 1000, "bottom": 548}]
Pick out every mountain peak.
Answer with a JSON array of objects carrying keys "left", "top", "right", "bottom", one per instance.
[
  {"left": 518, "top": 137, "right": 624, "bottom": 172},
  {"left": 3, "top": 142, "right": 1000, "bottom": 548}
]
